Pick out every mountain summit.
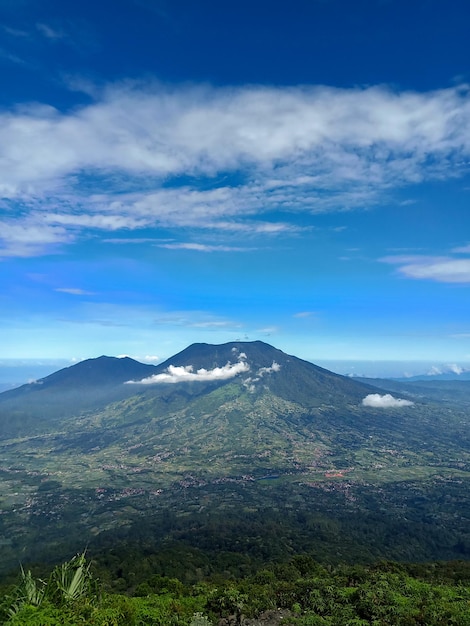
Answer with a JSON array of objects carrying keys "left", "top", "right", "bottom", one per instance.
[
  {"left": 0, "top": 355, "right": 157, "bottom": 435},
  {"left": 0, "top": 341, "right": 379, "bottom": 436},
  {"left": 134, "top": 340, "right": 378, "bottom": 406}
]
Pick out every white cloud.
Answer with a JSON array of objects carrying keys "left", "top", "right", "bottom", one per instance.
[
  {"left": 44, "top": 212, "right": 149, "bottom": 230},
  {"left": 127, "top": 357, "right": 249, "bottom": 384},
  {"left": 117, "top": 354, "right": 160, "bottom": 363},
  {"left": 142, "top": 355, "right": 161, "bottom": 363},
  {"left": 0, "top": 219, "right": 73, "bottom": 257},
  {"left": 241, "top": 361, "right": 281, "bottom": 391},
  {"left": 362, "top": 393, "right": 414, "bottom": 408},
  {"left": 257, "top": 361, "right": 281, "bottom": 376},
  {"left": 157, "top": 242, "right": 249, "bottom": 252},
  {"left": 381, "top": 255, "right": 470, "bottom": 283},
  {"left": 2, "top": 82, "right": 470, "bottom": 256},
  {"left": 425, "top": 364, "right": 467, "bottom": 376},
  {"left": 103, "top": 237, "right": 172, "bottom": 244},
  {"left": 427, "top": 363, "right": 466, "bottom": 375}
]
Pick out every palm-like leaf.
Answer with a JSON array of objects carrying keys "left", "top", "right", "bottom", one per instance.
[
  {"left": 49, "top": 552, "right": 93, "bottom": 603},
  {"left": 7, "top": 566, "right": 46, "bottom": 616}
]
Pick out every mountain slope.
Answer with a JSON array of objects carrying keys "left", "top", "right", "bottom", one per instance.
[
  {"left": 0, "top": 356, "right": 157, "bottom": 435},
  {"left": 1, "top": 341, "right": 470, "bottom": 574},
  {"left": 2, "top": 355, "right": 157, "bottom": 394},
  {"left": 0, "top": 339, "right": 461, "bottom": 482}
]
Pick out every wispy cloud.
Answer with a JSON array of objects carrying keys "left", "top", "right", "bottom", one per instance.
[
  {"left": 157, "top": 242, "right": 250, "bottom": 252},
  {"left": 2, "top": 82, "right": 470, "bottom": 256},
  {"left": 453, "top": 244, "right": 470, "bottom": 253},
  {"left": 44, "top": 212, "right": 149, "bottom": 230},
  {"left": 381, "top": 254, "right": 470, "bottom": 283},
  {"left": 362, "top": 393, "right": 414, "bottom": 408},
  {"left": 426, "top": 363, "right": 467, "bottom": 375},
  {"left": 0, "top": 46, "right": 28, "bottom": 66},
  {"left": 257, "top": 361, "right": 281, "bottom": 376},
  {"left": 152, "top": 311, "right": 242, "bottom": 331},
  {"left": 2, "top": 25, "right": 29, "bottom": 38},
  {"left": 36, "top": 23, "right": 65, "bottom": 40},
  {"left": 191, "top": 321, "right": 240, "bottom": 329},
  {"left": 103, "top": 237, "right": 173, "bottom": 244},
  {"left": 55, "top": 288, "right": 95, "bottom": 296},
  {"left": 256, "top": 326, "right": 279, "bottom": 335},
  {"left": 58, "top": 318, "right": 127, "bottom": 327}
]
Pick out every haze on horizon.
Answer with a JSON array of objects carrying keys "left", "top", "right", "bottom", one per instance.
[
  {"left": 1, "top": 0, "right": 470, "bottom": 366},
  {"left": 2, "top": 352, "right": 470, "bottom": 391}
]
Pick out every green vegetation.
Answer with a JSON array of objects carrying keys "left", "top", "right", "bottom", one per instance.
[
  {"left": 1, "top": 342, "right": 470, "bottom": 588},
  {"left": 2, "top": 553, "right": 470, "bottom": 625}
]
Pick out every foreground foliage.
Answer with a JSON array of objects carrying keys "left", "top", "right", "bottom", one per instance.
[{"left": 1, "top": 554, "right": 470, "bottom": 625}]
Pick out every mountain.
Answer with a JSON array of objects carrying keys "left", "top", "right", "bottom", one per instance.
[
  {"left": 394, "top": 371, "right": 470, "bottom": 382},
  {"left": 0, "top": 341, "right": 470, "bottom": 577},
  {"left": 0, "top": 355, "right": 157, "bottom": 435},
  {"left": 1, "top": 354, "right": 157, "bottom": 395},
  {"left": 0, "top": 341, "right": 382, "bottom": 436}
]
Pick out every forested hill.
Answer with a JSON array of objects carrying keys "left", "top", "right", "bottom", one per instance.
[{"left": 2, "top": 552, "right": 470, "bottom": 625}]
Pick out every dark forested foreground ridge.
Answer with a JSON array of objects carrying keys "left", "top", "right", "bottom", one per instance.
[
  {"left": 2, "top": 552, "right": 470, "bottom": 625},
  {"left": 0, "top": 341, "right": 470, "bottom": 592}
]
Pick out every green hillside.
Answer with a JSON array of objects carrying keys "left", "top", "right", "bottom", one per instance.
[{"left": 0, "top": 341, "right": 469, "bottom": 579}]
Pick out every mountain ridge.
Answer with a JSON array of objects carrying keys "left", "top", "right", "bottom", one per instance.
[
  {"left": 0, "top": 341, "right": 385, "bottom": 437},
  {"left": 0, "top": 340, "right": 469, "bottom": 574}
]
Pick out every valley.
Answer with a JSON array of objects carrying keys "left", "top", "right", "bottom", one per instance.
[{"left": 0, "top": 341, "right": 470, "bottom": 581}]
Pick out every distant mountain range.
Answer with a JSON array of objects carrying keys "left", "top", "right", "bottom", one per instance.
[
  {"left": 394, "top": 371, "right": 470, "bottom": 382},
  {"left": 1, "top": 341, "right": 470, "bottom": 574}
]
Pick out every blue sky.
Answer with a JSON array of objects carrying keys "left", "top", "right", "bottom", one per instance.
[{"left": 1, "top": 0, "right": 470, "bottom": 374}]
